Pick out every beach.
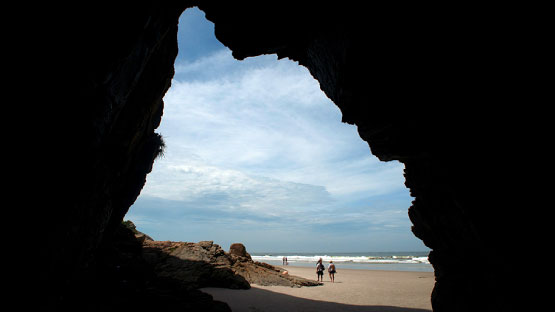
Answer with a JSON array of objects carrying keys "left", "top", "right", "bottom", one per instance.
[{"left": 202, "top": 265, "right": 435, "bottom": 312}]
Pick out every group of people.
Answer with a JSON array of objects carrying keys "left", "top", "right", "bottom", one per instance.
[{"left": 316, "top": 258, "right": 336, "bottom": 282}]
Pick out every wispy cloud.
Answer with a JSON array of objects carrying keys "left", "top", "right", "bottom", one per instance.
[
  {"left": 142, "top": 163, "right": 334, "bottom": 216},
  {"left": 129, "top": 48, "right": 420, "bottom": 251},
  {"left": 160, "top": 49, "right": 407, "bottom": 194}
]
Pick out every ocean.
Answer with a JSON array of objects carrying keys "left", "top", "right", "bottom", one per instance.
[{"left": 250, "top": 251, "right": 433, "bottom": 272}]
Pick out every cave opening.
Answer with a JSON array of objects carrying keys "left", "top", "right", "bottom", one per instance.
[
  {"left": 31, "top": 3, "right": 534, "bottom": 311},
  {"left": 127, "top": 7, "right": 430, "bottom": 268}
]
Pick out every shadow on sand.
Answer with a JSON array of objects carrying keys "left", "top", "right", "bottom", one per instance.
[{"left": 202, "top": 286, "right": 431, "bottom": 312}]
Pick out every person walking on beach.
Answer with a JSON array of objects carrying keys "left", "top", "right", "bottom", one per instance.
[
  {"left": 283, "top": 256, "right": 286, "bottom": 265},
  {"left": 316, "top": 258, "right": 325, "bottom": 282},
  {"left": 328, "top": 261, "right": 336, "bottom": 283}
]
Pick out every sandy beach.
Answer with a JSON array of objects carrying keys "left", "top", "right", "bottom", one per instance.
[{"left": 202, "top": 266, "right": 434, "bottom": 312}]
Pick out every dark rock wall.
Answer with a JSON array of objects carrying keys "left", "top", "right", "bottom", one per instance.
[
  {"left": 34, "top": 2, "right": 529, "bottom": 311},
  {"left": 199, "top": 3, "right": 522, "bottom": 311},
  {"left": 36, "top": 2, "right": 192, "bottom": 310}
]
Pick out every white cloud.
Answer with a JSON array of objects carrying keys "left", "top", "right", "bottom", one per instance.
[
  {"left": 130, "top": 48, "right": 416, "bottom": 248},
  {"left": 158, "top": 49, "right": 408, "bottom": 198},
  {"left": 142, "top": 161, "right": 334, "bottom": 217}
]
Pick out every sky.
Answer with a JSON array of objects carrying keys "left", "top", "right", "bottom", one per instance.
[{"left": 126, "top": 8, "right": 429, "bottom": 253}]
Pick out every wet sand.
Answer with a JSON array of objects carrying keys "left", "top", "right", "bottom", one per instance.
[{"left": 202, "top": 265, "right": 435, "bottom": 312}]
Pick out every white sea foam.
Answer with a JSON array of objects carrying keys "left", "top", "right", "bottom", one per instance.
[{"left": 251, "top": 254, "right": 430, "bottom": 264}]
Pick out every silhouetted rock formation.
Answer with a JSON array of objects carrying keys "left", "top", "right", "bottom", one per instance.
[
  {"left": 142, "top": 239, "right": 321, "bottom": 289},
  {"left": 32, "top": 1, "right": 534, "bottom": 311},
  {"left": 143, "top": 240, "right": 250, "bottom": 290},
  {"left": 58, "top": 221, "right": 232, "bottom": 312}
]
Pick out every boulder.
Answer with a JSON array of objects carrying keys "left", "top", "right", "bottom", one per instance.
[{"left": 229, "top": 243, "right": 251, "bottom": 260}]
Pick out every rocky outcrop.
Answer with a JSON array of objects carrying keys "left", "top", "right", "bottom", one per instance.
[
  {"left": 142, "top": 240, "right": 321, "bottom": 289},
  {"left": 232, "top": 259, "right": 321, "bottom": 287},
  {"left": 142, "top": 240, "right": 250, "bottom": 290},
  {"left": 229, "top": 244, "right": 322, "bottom": 287},
  {"left": 56, "top": 221, "right": 232, "bottom": 312}
]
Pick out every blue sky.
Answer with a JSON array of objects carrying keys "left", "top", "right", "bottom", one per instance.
[{"left": 127, "top": 8, "right": 428, "bottom": 253}]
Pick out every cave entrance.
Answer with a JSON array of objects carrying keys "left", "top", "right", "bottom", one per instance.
[{"left": 128, "top": 6, "right": 430, "bottom": 273}]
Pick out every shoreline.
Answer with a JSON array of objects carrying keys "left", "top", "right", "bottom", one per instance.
[
  {"left": 269, "top": 262, "right": 432, "bottom": 272},
  {"left": 255, "top": 260, "right": 434, "bottom": 273},
  {"left": 203, "top": 265, "right": 434, "bottom": 311}
]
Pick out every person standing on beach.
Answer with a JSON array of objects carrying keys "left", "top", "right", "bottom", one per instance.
[
  {"left": 316, "top": 258, "right": 325, "bottom": 282},
  {"left": 328, "top": 261, "right": 336, "bottom": 283},
  {"left": 283, "top": 256, "right": 286, "bottom": 265}
]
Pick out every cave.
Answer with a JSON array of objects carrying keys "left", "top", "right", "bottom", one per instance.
[{"left": 31, "top": 1, "right": 529, "bottom": 311}]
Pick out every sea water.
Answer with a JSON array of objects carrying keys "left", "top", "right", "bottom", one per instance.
[{"left": 250, "top": 251, "right": 433, "bottom": 272}]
